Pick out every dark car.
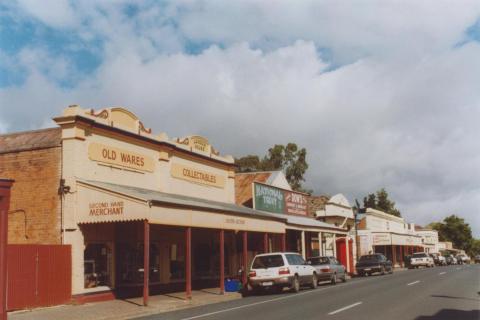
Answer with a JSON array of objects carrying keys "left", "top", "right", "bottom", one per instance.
[
  {"left": 475, "top": 255, "right": 480, "bottom": 264},
  {"left": 356, "top": 254, "right": 393, "bottom": 276}
]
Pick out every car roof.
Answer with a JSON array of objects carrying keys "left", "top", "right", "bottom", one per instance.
[{"left": 254, "top": 252, "right": 300, "bottom": 257}]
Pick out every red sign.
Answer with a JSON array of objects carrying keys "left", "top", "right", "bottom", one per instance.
[{"left": 284, "top": 191, "right": 308, "bottom": 216}]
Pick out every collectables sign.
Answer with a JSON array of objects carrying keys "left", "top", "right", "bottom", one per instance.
[{"left": 253, "top": 182, "right": 308, "bottom": 216}]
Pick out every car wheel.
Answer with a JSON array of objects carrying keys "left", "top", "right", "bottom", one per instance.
[
  {"left": 291, "top": 276, "right": 300, "bottom": 293},
  {"left": 311, "top": 273, "right": 318, "bottom": 289},
  {"left": 342, "top": 273, "right": 347, "bottom": 282},
  {"left": 331, "top": 273, "right": 337, "bottom": 285},
  {"left": 358, "top": 271, "right": 364, "bottom": 277},
  {"left": 381, "top": 266, "right": 386, "bottom": 275}
]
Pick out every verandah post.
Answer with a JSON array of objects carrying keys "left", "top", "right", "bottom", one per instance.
[
  {"left": 219, "top": 229, "right": 225, "bottom": 294},
  {"left": 143, "top": 220, "right": 150, "bottom": 306},
  {"left": 186, "top": 227, "right": 192, "bottom": 299}
]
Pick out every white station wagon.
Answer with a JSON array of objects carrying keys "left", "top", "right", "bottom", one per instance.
[{"left": 245, "top": 252, "right": 318, "bottom": 295}]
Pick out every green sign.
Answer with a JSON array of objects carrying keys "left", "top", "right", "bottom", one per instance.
[{"left": 253, "top": 183, "right": 285, "bottom": 214}]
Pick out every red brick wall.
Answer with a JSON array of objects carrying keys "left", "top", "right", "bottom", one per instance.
[{"left": 0, "top": 147, "right": 62, "bottom": 244}]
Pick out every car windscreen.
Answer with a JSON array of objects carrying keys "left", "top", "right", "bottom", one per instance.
[
  {"left": 308, "top": 257, "right": 330, "bottom": 265},
  {"left": 252, "top": 255, "right": 284, "bottom": 269},
  {"left": 359, "top": 255, "right": 380, "bottom": 262},
  {"left": 412, "top": 253, "right": 427, "bottom": 258}
]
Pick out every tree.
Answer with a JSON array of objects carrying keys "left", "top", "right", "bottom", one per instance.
[
  {"left": 360, "top": 188, "right": 401, "bottom": 217},
  {"left": 235, "top": 142, "right": 309, "bottom": 192},
  {"left": 429, "top": 215, "right": 474, "bottom": 254}
]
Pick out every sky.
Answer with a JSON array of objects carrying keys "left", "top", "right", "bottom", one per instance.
[{"left": 1, "top": 1, "right": 479, "bottom": 236}]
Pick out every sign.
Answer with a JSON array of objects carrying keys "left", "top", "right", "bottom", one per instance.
[
  {"left": 372, "top": 233, "right": 391, "bottom": 245},
  {"left": 254, "top": 183, "right": 285, "bottom": 214},
  {"left": 171, "top": 163, "right": 226, "bottom": 188},
  {"left": 89, "top": 201, "right": 124, "bottom": 216},
  {"left": 253, "top": 183, "right": 308, "bottom": 216},
  {"left": 88, "top": 142, "right": 154, "bottom": 172},
  {"left": 284, "top": 191, "right": 308, "bottom": 215}
]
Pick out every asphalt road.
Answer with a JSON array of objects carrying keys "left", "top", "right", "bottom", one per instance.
[{"left": 135, "top": 264, "right": 480, "bottom": 320}]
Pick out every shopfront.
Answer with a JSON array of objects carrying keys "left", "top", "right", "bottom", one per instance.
[{"left": 53, "top": 105, "right": 287, "bottom": 304}]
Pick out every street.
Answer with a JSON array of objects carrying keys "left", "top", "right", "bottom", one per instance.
[{"left": 135, "top": 264, "right": 480, "bottom": 320}]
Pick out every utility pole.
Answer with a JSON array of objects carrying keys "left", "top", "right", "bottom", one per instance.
[{"left": 354, "top": 199, "right": 365, "bottom": 260}]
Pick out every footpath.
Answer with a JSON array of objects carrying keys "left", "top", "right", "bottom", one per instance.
[{"left": 9, "top": 289, "right": 241, "bottom": 320}]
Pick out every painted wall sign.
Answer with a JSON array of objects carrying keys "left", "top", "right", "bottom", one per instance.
[
  {"left": 89, "top": 201, "right": 124, "bottom": 216},
  {"left": 284, "top": 191, "right": 308, "bottom": 215},
  {"left": 372, "top": 233, "right": 391, "bottom": 245},
  {"left": 170, "top": 163, "right": 226, "bottom": 188},
  {"left": 253, "top": 183, "right": 308, "bottom": 216},
  {"left": 88, "top": 142, "right": 154, "bottom": 172}
]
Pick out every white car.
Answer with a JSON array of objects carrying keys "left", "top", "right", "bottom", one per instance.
[
  {"left": 409, "top": 252, "right": 435, "bottom": 268},
  {"left": 246, "top": 252, "right": 318, "bottom": 295}
]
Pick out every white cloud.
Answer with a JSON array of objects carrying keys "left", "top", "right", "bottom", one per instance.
[
  {"left": 1, "top": 1, "right": 480, "bottom": 236},
  {"left": 16, "top": 0, "right": 77, "bottom": 28}
]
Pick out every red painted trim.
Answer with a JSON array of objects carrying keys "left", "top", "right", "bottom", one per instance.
[
  {"left": 242, "top": 231, "right": 248, "bottom": 285},
  {"left": 72, "top": 291, "right": 116, "bottom": 305},
  {"left": 392, "top": 245, "right": 396, "bottom": 267},
  {"left": 0, "top": 179, "right": 14, "bottom": 320},
  {"left": 219, "top": 230, "right": 225, "bottom": 294},
  {"left": 186, "top": 227, "right": 192, "bottom": 299},
  {"left": 143, "top": 221, "right": 150, "bottom": 306}
]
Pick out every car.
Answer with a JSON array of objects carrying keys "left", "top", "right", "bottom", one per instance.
[
  {"left": 456, "top": 254, "right": 470, "bottom": 265},
  {"left": 356, "top": 253, "right": 393, "bottom": 276},
  {"left": 245, "top": 252, "right": 318, "bottom": 295},
  {"left": 445, "top": 255, "right": 457, "bottom": 265},
  {"left": 307, "top": 256, "right": 347, "bottom": 285},
  {"left": 474, "top": 255, "right": 480, "bottom": 264},
  {"left": 410, "top": 252, "right": 435, "bottom": 268},
  {"left": 429, "top": 253, "right": 446, "bottom": 266}
]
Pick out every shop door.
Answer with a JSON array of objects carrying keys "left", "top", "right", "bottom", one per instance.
[
  {"left": 7, "top": 245, "right": 71, "bottom": 311},
  {"left": 335, "top": 238, "right": 353, "bottom": 272}
]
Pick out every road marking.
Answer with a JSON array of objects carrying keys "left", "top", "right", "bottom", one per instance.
[
  {"left": 178, "top": 284, "right": 346, "bottom": 320},
  {"left": 328, "top": 302, "right": 363, "bottom": 315},
  {"left": 439, "top": 272, "right": 446, "bottom": 275},
  {"left": 407, "top": 280, "right": 420, "bottom": 286}
]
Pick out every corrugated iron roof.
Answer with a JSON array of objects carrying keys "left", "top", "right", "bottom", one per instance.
[
  {"left": 78, "top": 179, "right": 287, "bottom": 222},
  {"left": 0, "top": 127, "right": 61, "bottom": 154},
  {"left": 234, "top": 171, "right": 273, "bottom": 206}
]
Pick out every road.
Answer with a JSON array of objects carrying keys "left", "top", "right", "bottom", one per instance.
[{"left": 135, "top": 264, "right": 480, "bottom": 320}]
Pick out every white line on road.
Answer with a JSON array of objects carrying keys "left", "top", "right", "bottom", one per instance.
[
  {"left": 178, "top": 285, "right": 341, "bottom": 320},
  {"left": 407, "top": 280, "right": 420, "bottom": 286},
  {"left": 439, "top": 272, "right": 446, "bottom": 275},
  {"left": 328, "top": 302, "right": 363, "bottom": 315}
]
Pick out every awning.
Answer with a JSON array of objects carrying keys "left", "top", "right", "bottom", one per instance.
[{"left": 74, "top": 179, "right": 286, "bottom": 233}]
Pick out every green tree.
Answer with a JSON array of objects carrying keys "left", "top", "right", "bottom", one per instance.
[
  {"left": 235, "top": 142, "right": 309, "bottom": 192},
  {"left": 430, "top": 215, "right": 474, "bottom": 254},
  {"left": 360, "top": 188, "right": 401, "bottom": 217}
]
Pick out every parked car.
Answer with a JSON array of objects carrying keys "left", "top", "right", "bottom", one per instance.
[
  {"left": 307, "top": 256, "right": 347, "bottom": 284},
  {"left": 245, "top": 252, "right": 318, "bottom": 295},
  {"left": 431, "top": 253, "right": 447, "bottom": 266},
  {"left": 474, "top": 255, "right": 480, "bottom": 264},
  {"left": 410, "top": 252, "right": 435, "bottom": 268},
  {"left": 445, "top": 255, "right": 458, "bottom": 265},
  {"left": 456, "top": 254, "right": 470, "bottom": 265},
  {"left": 356, "top": 254, "right": 393, "bottom": 276}
]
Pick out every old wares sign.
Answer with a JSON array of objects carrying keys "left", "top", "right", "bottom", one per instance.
[
  {"left": 170, "top": 163, "right": 226, "bottom": 188},
  {"left": 88, "top": 142, "right": 154, "bottom": 172},
  {"left": 253, "top": 182, "right": 308, "bottom": 216}
]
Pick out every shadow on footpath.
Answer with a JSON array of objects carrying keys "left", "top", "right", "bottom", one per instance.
[{"left": 415, "top": 309, "right": 479, "bottom": 320}]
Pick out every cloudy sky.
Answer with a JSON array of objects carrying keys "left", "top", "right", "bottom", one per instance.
[{"left": 1, "top": 1, "right": 479, "bottom": 236}]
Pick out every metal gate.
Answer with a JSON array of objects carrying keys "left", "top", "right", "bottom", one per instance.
[{"left": 7, "top": 244, "right": 71, "bottom": 311}]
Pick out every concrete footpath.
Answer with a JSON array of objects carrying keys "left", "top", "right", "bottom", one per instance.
[{"left": 8, "top": 289, "right": 241, "bottom": 320}]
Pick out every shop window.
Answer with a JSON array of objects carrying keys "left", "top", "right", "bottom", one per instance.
[
  {"left": 117, "top": 242, "right": 161, "bottom": 285},
  {"left": 84, "top": 243, "right": 112, "bottom": 288},
  {"left": 170, "top": 244, "right": 185, "bottom": 280}
]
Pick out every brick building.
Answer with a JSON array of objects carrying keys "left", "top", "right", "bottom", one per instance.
[{"left": 0, "top": 128, "right": 62, "bottom": 244}]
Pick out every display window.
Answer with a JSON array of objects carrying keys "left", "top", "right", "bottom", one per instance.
[{"left": 84, "top": 242, "right": 113, "bottom": 288}]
